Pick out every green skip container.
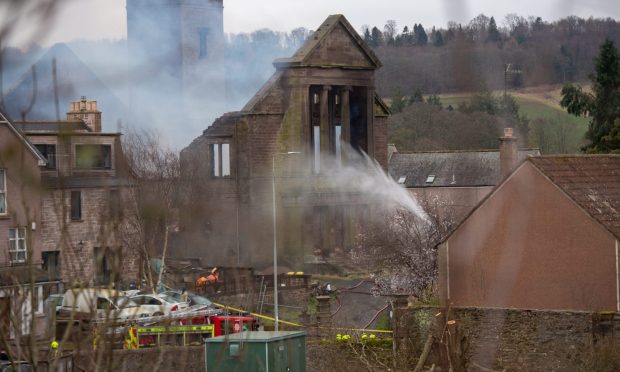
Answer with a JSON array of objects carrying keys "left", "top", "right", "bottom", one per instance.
[{"left": 204, "top": 331, "right": 306, "bottom": 372}]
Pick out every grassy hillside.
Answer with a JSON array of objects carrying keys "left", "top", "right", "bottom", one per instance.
[{"left": 436, "top": 86, "right": 590, "bottom": 153}]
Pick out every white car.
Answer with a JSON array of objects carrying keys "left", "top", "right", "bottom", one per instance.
[
  {"left": 131, "top": 294, "right": 188, "bottom": 316},
  {"left": 60, "top": 288, "right": 152, "bottom": 321}
]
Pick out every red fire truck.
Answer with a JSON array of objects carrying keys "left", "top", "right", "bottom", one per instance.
[{"left": 181, "top": 315, "right": 258, "bottom": 336}]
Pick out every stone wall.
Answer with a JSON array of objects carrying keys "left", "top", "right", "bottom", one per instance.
[
  {"left": 111, "top": 346, "right": 204, "bottom": 371},
  {"left": 404, "top": 306, "right": 620, "bottom": 371},
  {"left": 41, "top": 187, "right": 139, "bottom": 287}
]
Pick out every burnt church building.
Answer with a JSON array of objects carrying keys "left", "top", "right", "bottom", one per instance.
[{"left": 180, "top": 15, "right": 390, "bottom": 270}]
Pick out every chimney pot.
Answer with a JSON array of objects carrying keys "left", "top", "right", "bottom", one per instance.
[
  {"left": 503, "top": 127, "right": 513, "bottom": 138},
  {"left": 92, "top": 101, "right": 97, "bottom": 111}
]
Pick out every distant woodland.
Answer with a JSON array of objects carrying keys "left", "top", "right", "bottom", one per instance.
[
  {"left": 369, "top": 15, "right": 620, "bottom": 96},
  {"left": 2, "top": 14, "right": 618, "bottom": 153}
]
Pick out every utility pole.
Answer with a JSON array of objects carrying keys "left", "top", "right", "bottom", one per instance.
[{"left": 504, "top": 63, "right": 511, "bottom": 97}]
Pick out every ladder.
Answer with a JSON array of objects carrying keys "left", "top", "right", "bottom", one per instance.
[{"left": 257, "top": 277, "right": 267, "bottom": 314}]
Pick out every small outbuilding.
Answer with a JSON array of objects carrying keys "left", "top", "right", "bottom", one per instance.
[
  {"left": 439, "top": 155, "right": 620, "bottom": 312},
  {"left": 204, "top": 331, "right": 306, "bottom": 372}
]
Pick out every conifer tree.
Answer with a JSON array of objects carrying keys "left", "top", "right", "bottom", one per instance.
[
  {"left": 561, "top": 39, "right": 620, "bottom": 153},
  {"left": 487, "top": 16, "right": 501, "bottom": 42}
]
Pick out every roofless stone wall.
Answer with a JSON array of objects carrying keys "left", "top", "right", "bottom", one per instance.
[{"left": 402, "top": 306, "right": 620, "bottom": 371}]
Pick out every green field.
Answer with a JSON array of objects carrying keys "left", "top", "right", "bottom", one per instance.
[{"left": 437, "top": 91, "right": 589, "bottom": 153}]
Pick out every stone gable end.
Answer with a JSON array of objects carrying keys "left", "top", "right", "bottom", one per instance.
[{"left": 306, "top": 23, "right": 375, "bottom": 68}]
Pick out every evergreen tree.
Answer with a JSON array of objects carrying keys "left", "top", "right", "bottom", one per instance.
[
  {"left": 426, "top": 94, "right": 442, "bottom": 108},
  {"left": 408, "top": 89, "right": 424, "bottom": 104},
  {"left": 370, "top": 26, "right": 383, "bottom": 47},
  {"left": 561, "top": 39, "right": 620, "bottom": 153},
  {"left": 364, "top": 28, "right": 372, "bottom": 45},
  {"left": 415, "top": 24, "right": 428, "bottom": 45},
  {"left": 487, "top": 17, "right": 501, "bottom": 42},
  {"left": 433, "top": 29, "right": 445, "bottom": 47}
]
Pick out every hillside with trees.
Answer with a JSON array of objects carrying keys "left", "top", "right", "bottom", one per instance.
[{"left": 366, "top": 15, "right": 620, "bottom": 96}]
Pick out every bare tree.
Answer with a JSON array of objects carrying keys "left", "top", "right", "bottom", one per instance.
[
  {"left": 122, "top": 127, "right": 180, "bottom": 290},
  {"left": 352, "top": 199, "right": 456, "bottom": 300}
]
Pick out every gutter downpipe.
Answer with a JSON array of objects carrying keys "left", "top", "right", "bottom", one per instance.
[{"left": 616, "top": 239, "right": 620, "bottom": 313}]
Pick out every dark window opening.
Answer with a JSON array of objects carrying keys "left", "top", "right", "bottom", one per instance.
[
  {"left": 71, "top": 191, "right": 81, "bottom": 220},
  {"left": 42, "top": 251, "right": 60, "bottom": 280},
  {"left": 309, "top": 86, "right": 367, "bottom": 171},
  {"left": 76, "top": 144, "right": 112, "bottom": 169},
  {"left": 95, "top": 247, "right": 119, "bottom": 285},
  {"left": 349, "top": 88, "right": 368, "bottom": 154},
  {"left": 35, "top": 144, "right": 57, "bottom": 169},
  {"left": 199, "top": 28, "right": 209, "bottom": 59},
  {"left": 309, "top": 86, "right": 322, "bottom": 173}
]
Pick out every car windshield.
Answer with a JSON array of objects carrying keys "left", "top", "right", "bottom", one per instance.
[
  {"left": 159, "top": 295, "right": 179, "bottom": 304},
  {"left": 113, "top": 296, "right": 138, "bottom": 308},
  {"left": 190, "top": 294, "right": 212, "bottom": 306},
  {"left": 162, "top": 291, "right": 181, "bottom": 301}
]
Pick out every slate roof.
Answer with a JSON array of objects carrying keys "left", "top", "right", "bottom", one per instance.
[
  {"left": 15, "top": 120, "right": 90, "bottom": 133},
  {"left": 273, "top": 14, "right": 381, "bottom": 69},
  {"left": 389, "top": 149, "right": 540, "bottom": 188},
  {"left": 0, "top": 111, "right": 47, "bottom": 165},
  {"left": 529, "top": 155, "right": 620, "bottom": 239}
]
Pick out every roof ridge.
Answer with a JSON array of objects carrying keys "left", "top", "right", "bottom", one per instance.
[
  {"left": 528, "top": 156, "right": 620, "bottom": 240},
  {"left": 395, "top": 148, "right": 538, "bottom": 154}
]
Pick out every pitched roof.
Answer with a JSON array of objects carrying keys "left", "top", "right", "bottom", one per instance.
[
  {"left": 529, "top": 155, "right": 620, "bottom": 239},
  {"left": 273, "top": 14, "right": 381, "bottom": 69},
  {"left": 0, "top": 111, "right": 47, "bottom": 165},
  {"left": 3, "top": 43, "right": 128, "bottom": 130},
  {"left": 389, "top": 149, "right": 540, "bottom": 188}
]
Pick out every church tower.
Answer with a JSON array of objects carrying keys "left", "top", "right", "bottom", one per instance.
[{"left": 126, "top": 0, "right": 225, "bottom": 138}]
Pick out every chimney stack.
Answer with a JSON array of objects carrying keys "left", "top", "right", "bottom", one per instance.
[
  {"left": 499, "top": 127, "right": 518, "bottom": 179},
  {"left": 66, "top": 96, "right": 102, "bottom": 132}
]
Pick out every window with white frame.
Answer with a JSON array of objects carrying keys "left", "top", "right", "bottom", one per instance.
[
  {"left": 0, "top": 169, "right": 6, "bottom": 214},
  {"left": 34, "top": 285, "right": 43, "bottom": 315},
  {"left": 9, "top": 227, "right": 27, "bottom": 264},
  {"left": 210, "top": 143, "right": 231, "bottom": 178}
]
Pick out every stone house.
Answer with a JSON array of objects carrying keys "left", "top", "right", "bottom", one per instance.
[
  {"left": 180, "top": 15, "right": 390, "bottom": 269},
  {"left": 439, "top": 154, "right": 620, "bottom": 312},
  {"left": 16, "top": 97, "right": 140, "bottom": 287},
  {"left": 389, "top": 131, "right": 539, "bottom": 223},
  {"left": 0, "top": 112, "right": 60, "bottom": 340}
]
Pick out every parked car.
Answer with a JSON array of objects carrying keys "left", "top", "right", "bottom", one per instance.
[
  {"left": 161, "top": 290, "right": 217, "bottom": 311},
  {"left": 0, "top": 361, "right": 32, "bottom": 372},
  {"left": 131, "top": 294, "right": 187, "bottom": 315},
  {"left": 59, "top": 288, "right": 151, "bottom": 320}
]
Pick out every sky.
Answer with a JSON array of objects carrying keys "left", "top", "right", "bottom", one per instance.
[{"left": 3, "top": 0, "right": 620, "bottom": 48}]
